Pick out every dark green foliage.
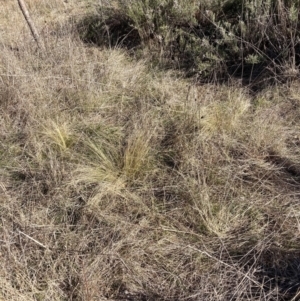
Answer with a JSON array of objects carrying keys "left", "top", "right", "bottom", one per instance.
[{"left": 78, "top": 0, "right": 300, "bottom": 86}]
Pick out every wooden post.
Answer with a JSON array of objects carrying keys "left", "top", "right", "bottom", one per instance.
[{"left": 17, "top": 0, "right": 45, "bottom": 50}]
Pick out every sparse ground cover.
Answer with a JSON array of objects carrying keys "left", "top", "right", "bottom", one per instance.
[{"left": 1, "top": 1, "right": 300, "bottom": 300}]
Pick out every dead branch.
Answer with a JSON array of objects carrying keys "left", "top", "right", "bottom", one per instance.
[{"left": 17, "top": 0, "right": 45, "bottom": 50}]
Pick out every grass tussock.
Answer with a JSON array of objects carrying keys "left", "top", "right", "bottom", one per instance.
[{"left": 1, "top": 1, "right": 300, "bottom": 300}]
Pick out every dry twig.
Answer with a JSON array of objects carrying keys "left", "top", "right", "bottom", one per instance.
[{"left": 17, "top": 0, "right": 45, "bottom": 50}]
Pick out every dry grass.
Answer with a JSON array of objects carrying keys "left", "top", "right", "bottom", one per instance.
[{"left": 1, "top": 1, "right": 300, "bottom": 301}]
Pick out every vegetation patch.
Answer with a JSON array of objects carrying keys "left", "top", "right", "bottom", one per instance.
[
  {"left": 1, "top": 0, "right": 300, "bottom": 300},
  {"left": 78, "top": 0, "right": 300, "bottom": 87}
]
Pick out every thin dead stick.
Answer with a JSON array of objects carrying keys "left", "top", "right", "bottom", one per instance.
[
  {"left": 291, "top": 290, "right": 300, "bottom": 301},
  {"left": 18, "top": 230, "right": 48, "bottom": 249},
  {"left": 17, "top": 0, "right": 45, "bottom": 50}
]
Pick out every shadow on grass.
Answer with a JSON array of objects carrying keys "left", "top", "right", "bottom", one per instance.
[{"left": 77, "top": 12, "right": 141, "bottom": 51}]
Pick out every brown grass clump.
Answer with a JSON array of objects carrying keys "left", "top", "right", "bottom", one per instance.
[{"left": 1, "top": 1, "right": 300, "bottom": 301}]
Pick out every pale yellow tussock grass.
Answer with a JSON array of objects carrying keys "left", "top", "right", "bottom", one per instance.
[
  {"left": 199, "top": 88, "right": 251, "bottom": 137},
  {"left": 40, "top": 119, "right": 75, "bottom": 153},
  {"left": 74, "top": 120, "right": 159, "bottom": 217}
]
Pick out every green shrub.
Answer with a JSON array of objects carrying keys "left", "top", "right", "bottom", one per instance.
[{"left": 79, "top": 0, "right": 300, "bottom": 84}]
